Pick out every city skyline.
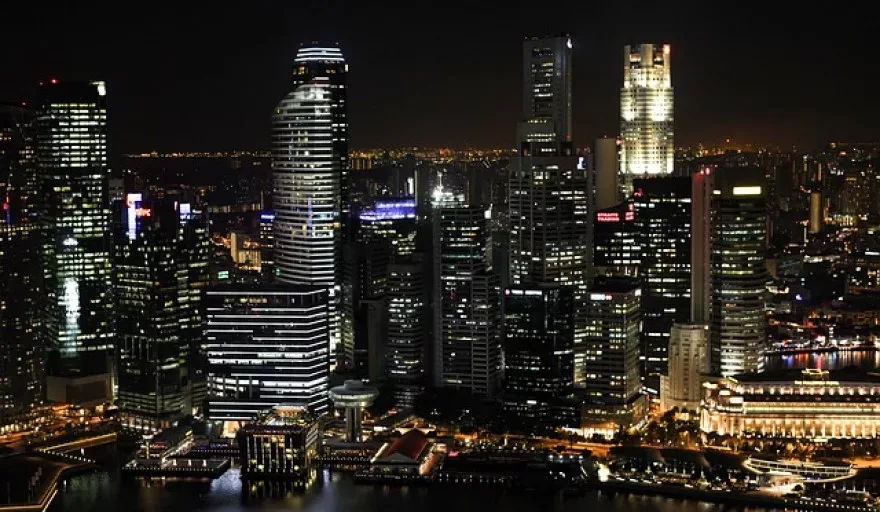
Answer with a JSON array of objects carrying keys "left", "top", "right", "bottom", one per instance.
[{"left": 1, "top": 4, "right": 878, "bottom": 154}]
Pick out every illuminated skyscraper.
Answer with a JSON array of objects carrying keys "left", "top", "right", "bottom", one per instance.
[
  {"left": 519, "top": 35, "right": 572, "bottom": 145},
  {"left": 36, "top": 80, "right": 114, "bottom": 405},
  {"left": 386, "top": 260, "right": 427, "bottom": 407},
  {"left": 582, "top": 278, "right": 646, "bottom": 434},
  {"left": 509, "top": 35, "right": 590, "bottom": 384},
  {"left": 0, "top": 103, "right": 41, "bottom": 429},
  {"left": 620, "top": 44, "right": 674, "bottom": 186},
  {"left": 434, "top": 205, "right": 502, "bottom": 396},
  {"left": 710, "top": 167, "right": 768, "bottom": 376},
  {"left": 632, "top": 177, "right": 691, "bottom": 397},
  {"left": 206, "top": 285, "right": 330, "bottom": 421},
  {"left": 502, "top": 284, "right": 577, "bottom": 432},
  {"left": 691, "top": 168, "right": 713, "bottom": 324},
  {"left": 272, "top": 43, "right": 348, "bottom": 357},
  {"left": 114, "top": 195, "right": 209, "bottom": 432}
]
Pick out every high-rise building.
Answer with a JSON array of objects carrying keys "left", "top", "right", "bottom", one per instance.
[
  {"left": 620, "top": 44, "right": 674, "bottom": 187},
  {"left": 433, "top": 205, "right": 502, "bottom": 396},
  {"left": 0, "top": 103, "right": 42, "bottom": 430},
  {"left": 632, "top": 177, "right": 691, "bottom": 397},
  {"left": 659, "top": 324, "right": 708, "bottom": 413},
  {"left": 341, "top": 238, "right": 389, "bottom": 376},
  {"left": 809, "top": 190, "right": 823, "bottom": 234},
  {"left": 593, "top": 201, "right": 640, "bottom": 277},
  {"left": 386, "top": 260, "right": 428, "bottom": 407},
  {"left": 206, "top": 285, "right": 330, "bottom": 422},
  {"left": 691, "top": 168, "right": 713, "bottom": 324},
  {"left": 35, "top": 80, "right": 114, "bottom": 405},
  {"left": 711, "top": 167, "right": 768, "bottom": 376},
  {"left": 272, "top": 43, "right": 348, "bottom": 357},
  {"left": 595, "top": 137, "right": 619, "bottom": 210},
  {"left": 358, "top": 198, "right": 417, "bottom": 260},
  {"left": 114, "top": 194, "right": 209, "bottom": 432},
  {"left": 519, "top": 35, "right": 572, "bottom": 145},
  {"left": 509, "top": 35, "right": 590, "bottom": 385},
  {"left": 582, "top": 278, "right": 646, "bottom": 434},
  {"left": 502, "top": 284, "right": 577, "bottom": 432},
  {"left": 259, "top": 211, "right": 275, "bottom": 281}
]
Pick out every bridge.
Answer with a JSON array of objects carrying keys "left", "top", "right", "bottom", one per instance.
[{"left": 36, "top": 432, "right": 117, "bottom": 454}]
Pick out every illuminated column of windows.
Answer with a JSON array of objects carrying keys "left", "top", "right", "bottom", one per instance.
[
  {"left": 205, "top": 286, "right": 330, "bottom": 421},
  {"left": 620, "top": 44, "right": 673, "bottom": 187}
]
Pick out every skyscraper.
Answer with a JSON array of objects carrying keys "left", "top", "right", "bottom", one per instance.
[
  {"left": 272, "top": 43, "right": 348, "bottom": 357},
  {"left": 206, "top": 285, "right": 330, "bottom": 422},
  {"left": 519, "top": 35, "right": 572, "bottom": 145},
  {"left": 502, "top": 284, "right": 577, "bottom": 432},
  {"left": 0, "top": 103, "right": 42, "bottom": 429},
  {"left": 509, "top": 35, "right": 590, "bottom": 384},
  {"left": 593, "top": 201, "right": 640, "bottom": 277},
  {"left": 620, "top": 44, "right": 674, "bottom": 187},
  {"left": 114, "top": 194, "right": 209, "bottom": 431},
  {"left": 632, "top": 177, "right": 691, "bottom": 397},
  {"left": 36, "top": 80, "right": 114, "bottom": 405},
  {"left": 386, "top": 260, "right": 428, "bottom": 407},
  {"left": 582, "top": 278, "right": 645, "bottom": 434},
  {"left": 711, "top": 167, "right": 768, "bottom": 376},
  {"left": 434, "top": 205, "right": 502, "bottom": 396}
]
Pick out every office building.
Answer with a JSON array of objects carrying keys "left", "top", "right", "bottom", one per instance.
[
  {"left": 114, "top": 195, "right": 209, "bottom": 432},
  {"left": 593, "top": 201, "right": 640, "bottom": 277},
  {"left": 509, "top": 35, "right": 590, "bottom": 385},
  {"left": 386, "top": 261, "right": 428, "bottom": 407},
  {"left": 809, "top": 190, "right": 823, "bottom": 234},
  {"left": 502, "top": 284, "right": 577, "bottom": 432},
  {"left": 710, "top": 167, "right": 768, "bottom": 377},
  {"left": 206, "top": 285, "right": 330, "bottom": 422},
  {"left": 35, "top": 80, "right": 114, "bottom": 405},
  {"left": 595, "top": 137, "right": 619, "bottom": 210},
  {"left": 272, "top": 43, "right": 348, "bottom": 356},
  {"left": 0, "top": 103, "right": 42, "bottom": 430},
  {"left": 358, "top": 198, "right": 417, "bottom": 261},
  {"left": 238, "top": 404, "right": 319, "bottom": 486},
  {"left": 701, "top": 368, "right": 880, "bottom": 440},
  {"left": 519, "top": 35, "right": 572, "bottom": 145},
  {"left": 582, "top": 278, "right": 645, "bottom": 434},
  {"left": 259, "top": 211, "right": 275, "bottom": 281},
  {"left": 633, "top": 177, "right": 691, "bottom": 397},
  {"left": 659, "top": 324, "right": 708, "bottom": 413},
  {"left": 691, "top": 168, "right": 713, "bottom": 324},
  {"left": 434, "top": 205, "right": 502, "bottom": 396},
  {"left": 341, "top": 238, "right": 389, "bottom": 376},
  {"left": 620, "top": 44, "right": 674, "bottom": 187}
]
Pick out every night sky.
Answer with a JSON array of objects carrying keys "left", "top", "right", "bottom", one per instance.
[{"left": 2, "top": 2, "right": 876, "bottom": 153}]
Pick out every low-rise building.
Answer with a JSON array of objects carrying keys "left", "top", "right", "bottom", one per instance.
[
  {"left": 237, "top": 405, "right": 319, "bottom": 486},
  {"left": 701, "top": 368, "right": 880, "bottom": 439}
]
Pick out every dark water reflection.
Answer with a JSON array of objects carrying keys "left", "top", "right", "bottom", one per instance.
[
  {"left": 52, "top": 468, "right": 776, "bottom": 512},
  {"left": 764, "top": 349, "right": 880, "bottom": 372}
]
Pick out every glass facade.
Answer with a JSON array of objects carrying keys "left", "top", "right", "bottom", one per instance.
[
  {"left": 434, "top": 206, "right": 501, "bottom": 396},
  {"left": 36, "top": 81, "right": 114, "bottom": 405},
  {"left": 114, "top": 195, "right": 209, "bottom": 432},
  {"left": 710, "top": 167, "right": 768, "bottom": 376},
  {"left": 386, "top": 262, "right": 427, "bottom": 407}
]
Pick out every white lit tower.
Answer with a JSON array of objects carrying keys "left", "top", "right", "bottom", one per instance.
[
  {"left": 272, "top": 43, "right": 349, "bottom": 359},
  {"left": 619, "top": 44, "right": 674, "bottom": 191}
]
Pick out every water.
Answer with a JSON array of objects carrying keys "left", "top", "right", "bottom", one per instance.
[
  {"left": 52, "top": 350, "right": 880, "bottom": 512},
  {"left": 52, "top": 469, "right": 770, "bottom": 512},
  {"left": 764, "top": 348, "right": 880, "bottom": 372}
]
